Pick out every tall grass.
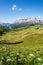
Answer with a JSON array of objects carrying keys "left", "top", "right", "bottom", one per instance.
[{"left": 0, "top": 46, "right": 43, "bottom": 65}]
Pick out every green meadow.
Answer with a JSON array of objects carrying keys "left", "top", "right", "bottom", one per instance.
[
  {"left": 0, "top": 25, "right": 43, "bottom": 51},
  {"left": 0, "top": 25, "right": 43, "bottom": 65}
]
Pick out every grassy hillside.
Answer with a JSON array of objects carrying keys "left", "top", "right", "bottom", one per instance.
[{"left": 0, "top": 25, "right": 43, "bottom": 50}]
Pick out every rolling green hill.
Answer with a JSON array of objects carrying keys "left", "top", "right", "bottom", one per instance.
[{"left": 0, "top": 25, "right": 43, "bottom": 50}]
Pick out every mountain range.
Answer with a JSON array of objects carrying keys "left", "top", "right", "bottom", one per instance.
[{"left": 0, "top": 17, "right": 43, "bottom": 29}]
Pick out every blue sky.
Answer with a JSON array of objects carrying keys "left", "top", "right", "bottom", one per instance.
[{"left": 0, "top": 0, "right": 43, "bottom": 23}]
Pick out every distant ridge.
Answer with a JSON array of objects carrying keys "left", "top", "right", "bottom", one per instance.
[
  {"left": 0, "top": 17, "right": 43, "bottom": 29},
  {"left": 14, "top": 17, "right": 43, "bottom": 24},
  {"left": 11, "top": 17, "right": 43, "bottom": 28}
]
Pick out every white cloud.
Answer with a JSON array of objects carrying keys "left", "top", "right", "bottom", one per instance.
[
  {"left": 13, "top": 5, "right": 16, "bottom": 8},
  {"left": 12, "top": 4, "right": 22, "bottom": 11},
  {"left": 12, "top": 4, "right": 17, "bottom": 11},
  {"left": 18, "top": 8, "right": 22, "bottom": 11}
]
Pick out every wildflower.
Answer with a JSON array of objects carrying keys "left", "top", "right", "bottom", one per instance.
[
  {"left": 37, "top": 57, "right": 42, "bottom": 61},
  {"left": 18, "top": 59, "right": 21, "bottom": 61},
  {"left": 17, "top": 53, "right": 19, "bottom": 55},
  {"left": 6, "top": 56, "right": 10, "bottom": 59},
  {"left": 2, "top": 47, "right": 6, "bottom": 51},
  {"left": 7, "top": 58, "right": 13, "bottom": 62},
  {"left": 29, "top": 53, "right": 35, "bottom": 57},
  {"left": 2, "top": 47, "right": 6, "bottom": 49},
  {"left": 6, "top": 56, "right": 14, "bottom": 62}
]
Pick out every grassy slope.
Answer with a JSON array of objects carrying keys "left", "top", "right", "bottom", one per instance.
[{"left": 0, "top": 25, "right": 43, "bottom": 51}]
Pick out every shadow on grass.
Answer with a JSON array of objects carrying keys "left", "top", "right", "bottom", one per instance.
[{"left": 0, "top": 40, "right": 23, "bottom": 45}]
